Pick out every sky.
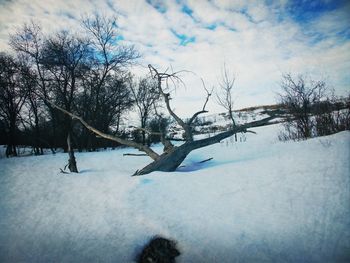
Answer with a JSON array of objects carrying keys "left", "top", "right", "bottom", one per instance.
[{"left": 0, "top": 0, "right": 349, "bottom": 116}]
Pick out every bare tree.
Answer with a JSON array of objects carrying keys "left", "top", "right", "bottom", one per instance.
[
  {"left": 147, "top": 113, "right": 171, "bottom": 145},
  {"left": 0, "top": 53, "right": 28, "bottom": 157},
  {"left": 48, "top": 65, "right": 275, "bottom": 176},
  {"left": 10, "top": 22, "right": 61, "bottom": 150},
  {"left": 10, "top": 16, "right": 139, "bottom": 163},
  {"left": 19, "top": 60, "right": 45, "bottom": 155},
  {"left": 79, "top": 14, "right": 139, "bottom": 150},
  {"left": 78, "top": 73, "right": 133, "bottom": 150},
  {"left": 129, "top": 76, "right": 160, "bottom": 145},
  {"left": 10, "top": 22, "right": 49, "bottom": 98},
  {"left": 216, "top": 65, "right": 237, "bottom": 141},
  {"left": 312, "top": 92, "right": 350, "bottom": 137},
  {"left": 278, "top": 73, "right": 326, "bottom": 140},
  {"left": 82, "top": 14, "right": 140, "bottom": 74}
]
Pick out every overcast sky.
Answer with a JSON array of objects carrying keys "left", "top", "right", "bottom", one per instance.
[{"left": 0, "top": 0, "right": 349, "bottom": 116}]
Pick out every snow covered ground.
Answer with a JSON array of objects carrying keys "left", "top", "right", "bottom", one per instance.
[{"left": 0, "top": 124, "right": 349, "bottom": 262}]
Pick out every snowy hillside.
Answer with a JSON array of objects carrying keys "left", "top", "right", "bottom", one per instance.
[
  {"left": 168, "top": 104, "right": 283, "bottom": 139},
  {"left": 0, "top": 124, "right": 349, "bottom": 262}
]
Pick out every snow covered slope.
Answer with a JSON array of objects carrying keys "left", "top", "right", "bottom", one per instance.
[
  {"left": 165, "top": 104, "right": 284, "bottom": 140},
  {"left": 0, "top": 124, "right": 349, "bottom": 262}
]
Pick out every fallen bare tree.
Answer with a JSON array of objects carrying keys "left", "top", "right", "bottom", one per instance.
[{"left": 47, "top": 65, "right": 275, "bottom": 176}]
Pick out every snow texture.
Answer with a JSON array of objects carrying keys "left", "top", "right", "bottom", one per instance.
[{"left": 0, "top": 124, "right": 349, "bottom": 262}]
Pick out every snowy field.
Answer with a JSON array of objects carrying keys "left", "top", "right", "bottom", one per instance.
[{"left": 0, "top": 124, "right": 349, "bottom": 262}]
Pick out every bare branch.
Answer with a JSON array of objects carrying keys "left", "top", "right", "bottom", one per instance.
[
  {"left": 201, "top": 78, "right": 213, "bottom": 111},
  {"left": 187, "top": 79, "right": 213, "bottom": 126},
  {"left": 199, "top": 157, "right": 213, "bottom": 163},
  {"left": 123, "top": 153, "right": 148, "bottom": 156},
  {"left": 42, "top": 97, "right": 160, "bottom": 160},
  {"left": 148, "top": 64, "right": 193, "bottom": 141}
]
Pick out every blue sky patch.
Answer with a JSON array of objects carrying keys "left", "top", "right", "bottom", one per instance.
[
  {"left": 171, "top": 29, "right": 196, "bottom": 46},
  {"left": 239, "top": 7, "right": 256, "bottom": 23},
  {"left": 205, "top": 23, "right": 217, "bottom": 30},
  {"left": 286, "top": 0, "right": 343, "bottom": 23},
  {"left": 109, "top": 35, "right": 125, "bottom": 47},
  {"left": 181, "top": 4, "right": 193, "bottom": 17},
  {"left": 146, "top": 0, "right": 167, "bottom": 13},
  {"left": 337, "top": 28, "right": 350, "bottom": 41}
]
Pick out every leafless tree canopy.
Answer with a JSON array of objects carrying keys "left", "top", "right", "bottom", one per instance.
[
  {"left": 6, "top": 15, "right": 139, "bottom": 172},
  {"left": 278, "top": 74, "right": 349, "bottom": 141},
  {"left": 278, "top": 74, "right": 326, "bottom": 139},
  {"left": 0, "top": 53, "right": 29, "bottom": 156},
  {"left": 129, "top": 76, "right": 161, "bottom": 145},
  {"left": 216, "top": 65, "right": 236, "bottom": 125},
  {"left": 216, "top": 65, "right": 238, "bottom": 140}
]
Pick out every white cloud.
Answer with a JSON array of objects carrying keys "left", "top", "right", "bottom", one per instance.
[{"left": 0, "top": 0, "right": 349, "bottom": 117}]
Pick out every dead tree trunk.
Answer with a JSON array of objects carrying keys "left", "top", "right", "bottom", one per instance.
[
  {"left": 67, "top": 132, "right": 78, "bottom": 173},
  {"left": 6, "top": 117, "right": 18, "bottom": 157},
  {"left": 47, "top": 95, "right": 275, "bottom": 176},
  {"left": 133, "top": 118, "right": 270, "bottom": 175}
]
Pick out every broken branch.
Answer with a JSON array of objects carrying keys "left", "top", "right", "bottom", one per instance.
[{"left": 199, "top": 157, "right": 213, "bottom": 163}]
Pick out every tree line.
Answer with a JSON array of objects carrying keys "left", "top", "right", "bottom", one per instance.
[
  {"left": 278, "top": 74, "right": 350, "bottom": 141},
  {"left": 0, "top": 15, "right": 166, "bottom": 163}
]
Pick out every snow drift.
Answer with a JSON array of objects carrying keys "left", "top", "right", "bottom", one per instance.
[{"left": 0, "top": 124, "right": 349, "bottom": 262}]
